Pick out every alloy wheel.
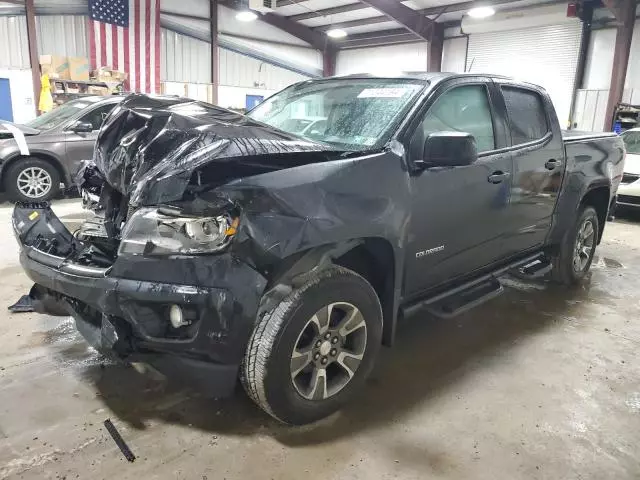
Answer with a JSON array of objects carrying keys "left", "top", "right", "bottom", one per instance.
[
  {"left": 17, "top": 167, "right": 52, "bottom": 199},
  {"left": 573, "top": 218, "right": 595, "bottom": 272},
  {"left": 290, "top": 302, "right": 368, "bottom": 401}
]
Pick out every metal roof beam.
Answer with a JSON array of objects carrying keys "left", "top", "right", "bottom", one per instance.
[{"left": 356, "top": 0, "right": 434, "bottom": 40}]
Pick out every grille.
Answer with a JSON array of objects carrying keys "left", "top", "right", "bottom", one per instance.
[
  {"left": 617, "top": 195, "right": 640, "bottom": 206},
  {"left": 621, "top": 173, "right": 640, "bottom": 184}
]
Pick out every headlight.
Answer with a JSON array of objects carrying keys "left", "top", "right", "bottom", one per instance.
[{"left": 118, "top": 207, "right": 239, "bottom": 256}]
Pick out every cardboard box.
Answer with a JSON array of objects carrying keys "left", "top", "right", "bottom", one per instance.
[
  {"left": 39, "top": 54, "right": 70, "bottom": 80},
  {"left": 69, "top": 56, "right": 90, "bottom": 81},
  {"left": 87, "top": 85, "right": 109, "bottom": 96},
  {"left": 91, "top": 67, "right": 127, "bottom": 83}
]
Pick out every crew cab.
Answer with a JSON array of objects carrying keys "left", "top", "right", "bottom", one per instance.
[{"left": 13, "top": 74, "right": 625, "bottom": 425}]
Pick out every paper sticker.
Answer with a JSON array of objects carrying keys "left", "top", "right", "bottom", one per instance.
[
  {"left": 28, "top": 211, "right": 39, "bottom": 221},
  {"left": 0, "top": 121, "right": 30, "bottom": 156},
  {"left": 357, "top": 88, "right": 408, "bottom": 98}
]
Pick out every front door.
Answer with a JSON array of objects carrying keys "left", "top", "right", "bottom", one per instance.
[
  {"left": 404, "top": 81, "right": 513, "bottom": 297},
  {"left": 497, "top": 82, "right": 564, "bottom": 255},
  {"left": 65, "top": 102, "right": 117, "bottom": 175}
]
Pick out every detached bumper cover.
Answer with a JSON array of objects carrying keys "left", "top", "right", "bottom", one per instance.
[{"left": 15, "top": 204, "right": 267, "bottom": 397}]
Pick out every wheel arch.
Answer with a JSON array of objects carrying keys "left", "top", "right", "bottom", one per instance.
[
  {"left": 1, "top": 152, "right": 69, "bottom": 190},
  {"left": 261, "top": 237, "right": 399, "bottom": 348},
  {"left": 580, "top": 185, "right": 610, "bottom": 244}
]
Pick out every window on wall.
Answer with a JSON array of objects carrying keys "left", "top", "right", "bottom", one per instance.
[
  {"left": 416, "top": 84, "right": 496, "bottom": 154},
  {"left": 501, "top": 87, "right": 549, "bottom": 146}
]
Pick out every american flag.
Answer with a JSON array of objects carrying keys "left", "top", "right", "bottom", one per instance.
[{"left": 88, "top": 0, "right": 160, "bottom": 93}]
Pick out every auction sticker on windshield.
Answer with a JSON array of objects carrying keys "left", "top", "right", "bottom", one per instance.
[{"left": 357, "top": 88, "right": 409, "bottom": 98}]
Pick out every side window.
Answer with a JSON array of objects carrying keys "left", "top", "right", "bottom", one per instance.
[
  {"left": 501, "top": 87, "right": 549, "bottom": 146},
  {"left": 79, "top": 103, "right": 116, "bottom": 131},
  {"left": 622, "top": 132, "right": 640, "bottom": 154},
  {"left": 415, "top": 85, "right": 496, "bottom": 155}
]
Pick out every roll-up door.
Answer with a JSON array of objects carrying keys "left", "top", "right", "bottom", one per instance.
[{"left": 466, "top": 23, "right": 582, "bottom": 128}]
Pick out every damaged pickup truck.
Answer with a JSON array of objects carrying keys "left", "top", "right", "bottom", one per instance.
[{"left": 13, "top": 74, "right": 624, "bottom": 425}]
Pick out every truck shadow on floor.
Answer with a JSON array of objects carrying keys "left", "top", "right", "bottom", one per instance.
[{"left": 47, "top": 275, "right": 613, "bottom": 445}]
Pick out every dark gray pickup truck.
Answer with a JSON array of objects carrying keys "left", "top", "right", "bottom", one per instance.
[{"left": 13, "top": 73, "right": 625, "bottom": 425}]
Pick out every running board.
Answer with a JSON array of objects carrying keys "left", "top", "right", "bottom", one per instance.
[
  {"left": 516, "top": 258, "right": 553, "bottom": 279},
  {"left": 425, "top": 279, "right": 503, "bottom": 318},
  {"left": 402, "top": 252, "right": 544, "bottom": 320}
]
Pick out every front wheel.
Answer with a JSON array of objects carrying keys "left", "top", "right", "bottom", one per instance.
[
  {"left": 4, "top": 158, "right": 60, "bottom": 202},
  {"left": 551, "top": 206, "right": 599, "bottom": 285},
  {"left": 241, "top": 266, "right": 383, "bottom": 425}
]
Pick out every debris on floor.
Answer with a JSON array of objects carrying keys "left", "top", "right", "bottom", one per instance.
[
  {"left": 103, "top": 419, "right": 136, "bottom": 462},
  {"left": 8, "top": 294, "right": 35, "bottom": 313}
]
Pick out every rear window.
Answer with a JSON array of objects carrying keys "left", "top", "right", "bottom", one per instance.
[{"left": 502, "top": 87, "right": 549, "bottom": 146}]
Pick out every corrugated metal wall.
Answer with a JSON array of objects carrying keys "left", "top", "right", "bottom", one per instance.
[
  {"left": 219, "top": 47, "right": 308, "bottom": 90},
  {"left": 162, "top": 29, "right": 212, "bottom": 84},
  {"left": 161, "top": 28, "right": 309, "bottom": 89},
  {"left": 0, "top": 14, "right": 87, "bottom": 68},
  {"left": 0, "top": 16, "right": 29, "bottom": 68},
  {"left": 36, "top": 15, "right": 87, "bottom": 57}
]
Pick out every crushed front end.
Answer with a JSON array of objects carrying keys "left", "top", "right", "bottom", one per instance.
[
  {"left": 13, "top": 200, "right": 266, "bottom": 396},
  {"left": 12, "top": 94, "right": 347, "bottom": 396}
]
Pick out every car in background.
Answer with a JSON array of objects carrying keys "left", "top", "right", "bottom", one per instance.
[
  {"left": 617, "top": 127, "right": 640, "bottom": 209},
  {"left": 0, "top": 95, "right": 123, "bottom": 202}
]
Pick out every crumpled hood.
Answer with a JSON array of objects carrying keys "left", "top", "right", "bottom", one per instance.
[{"left": 94, "top": 94, "right": 337, "bottom": 206}]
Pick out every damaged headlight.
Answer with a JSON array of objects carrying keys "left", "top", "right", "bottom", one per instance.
[{"left": 118, "top": 207, "right": 239, "bottom": 256}]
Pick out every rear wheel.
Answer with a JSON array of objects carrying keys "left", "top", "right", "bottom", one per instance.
[
  {"left": 241, "top": 266, "right": 382, "bottom": 425},
  {"left": 5, "top": 158, "right": 60, "bottom": 202},
  {"left": 551, "top": 206, "right": 599, "bottom": 285}
]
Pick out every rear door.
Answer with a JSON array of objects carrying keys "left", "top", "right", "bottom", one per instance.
[
  {"left": 496, "top": 81, "right": 564, "bottom": 255},
  {"left": 64, "top": 102, "right": 117, "bottom": 175},
  {"left": 403, "top": 77, "right": 514, "bottom": 296}
]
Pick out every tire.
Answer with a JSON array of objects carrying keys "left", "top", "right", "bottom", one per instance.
[
  {"left": 4, "top": 158, "right": 60, "bottom": 203},
  {"left": 241, "top": 266, "right": 383, "bottom": 425},
  {"left": 551, "top": 205, "right": 599, "bottom": 285}
]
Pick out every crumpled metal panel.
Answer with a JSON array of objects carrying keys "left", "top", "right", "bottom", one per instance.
[{"left": 94, "top": 94, "right": 336, "bottom": 206}]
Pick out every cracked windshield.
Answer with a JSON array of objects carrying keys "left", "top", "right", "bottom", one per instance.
[{"left": 247, "top": 79, "right": 425, "bottom": 150}]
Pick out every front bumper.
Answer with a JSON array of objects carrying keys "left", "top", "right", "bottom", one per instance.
[
  {"left": 617, "top": 178, "right": 640, "bottom": 208},
  {"left": 14, "top": 204, "right": 267, "bottom": 397}
]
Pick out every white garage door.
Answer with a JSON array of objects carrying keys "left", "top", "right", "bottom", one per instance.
[{"left": 466, "top": 23, "right": 582, "bottom": 128}]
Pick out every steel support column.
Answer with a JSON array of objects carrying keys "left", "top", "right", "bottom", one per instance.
[
  {"left": 603, "top": 0, "right": 636, "bottom": 130},
  {"left": 25, "top": 0, "right": 40, "bottom": 115},
  {"left": 210, "top": 0, "right": 219, "bottom": 105},
  {"left": 427, "top": 24, "right": 444, "bottom": 72},
  {"left": 323, "top": 46, "right": 337, "bottom": 77}
]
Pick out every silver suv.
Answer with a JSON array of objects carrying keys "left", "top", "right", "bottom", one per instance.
[{"left": 0, "top": 95, "right": 123, "bottom": 202}]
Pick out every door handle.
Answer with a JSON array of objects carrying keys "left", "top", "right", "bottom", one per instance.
[
  {"left": 488, "top": 171, "right": 510, "bottom": 184},
  {"left": 545, "top": 159, "right": 561, "bottom": 170}
]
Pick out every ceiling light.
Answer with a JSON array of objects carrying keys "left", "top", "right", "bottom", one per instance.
[
  {"left": 327, "top": 28, "right": 347, "bottom": 39},
  {"left": 236, "top": 10, "right": 258, "bottom": 22},
  {"left": 468, "top": 6, "right": 495, "bottom": 18}
]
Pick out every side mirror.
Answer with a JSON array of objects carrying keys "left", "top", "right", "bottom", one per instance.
[
  {"left": 417, "top": 131, "right": 478, "bottom": 169},
  {"left": 70, "top": 121, "right": 94, "bottom": 133}
]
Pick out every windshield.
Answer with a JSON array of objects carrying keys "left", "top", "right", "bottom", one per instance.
[
  {"left": 247, "top": 79, "right": 425, "bottom": 150},
  {"left": 622, "top": 131, "right": 640, "bottom": 154},
  {"left": 25, "top": 99, "right": 99, "bottom": 130}
]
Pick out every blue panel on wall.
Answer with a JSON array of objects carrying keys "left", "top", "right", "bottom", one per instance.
[
  {"left": 0, "top": 78, "right": 14, "bottom": 122},
  {"left": 246, "top": 94, "right": 264, "bottom": 111}
]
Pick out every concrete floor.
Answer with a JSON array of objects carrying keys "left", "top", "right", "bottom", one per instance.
[{"left": 0, "top": 199, "right": 639, "bottom": 480}]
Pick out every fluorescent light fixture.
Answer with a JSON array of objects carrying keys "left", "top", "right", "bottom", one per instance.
[
  {"left": 236, "top": 10, "right": 258, "bottom": 22},
  {"left": 468, "top": 6, "right": 495, "bottom": 18},
  {"left": 327, "top": 28, "right": 347, "bottom": 39}
]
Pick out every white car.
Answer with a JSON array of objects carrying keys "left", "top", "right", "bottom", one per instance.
[{"left": 618, "top": 128, "right": 640, "bottom": 208}]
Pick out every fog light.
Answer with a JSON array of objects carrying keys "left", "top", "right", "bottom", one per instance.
[{"left": 169, "top": 304, "right": 188, "bottom": 328}]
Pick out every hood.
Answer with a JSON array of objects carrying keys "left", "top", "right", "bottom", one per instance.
[
  {"left": 94, "top": 94, "right": 340, "bottom": 206},
  {"left": 0, "top": 121, "right": 40, "bottom": 140}
]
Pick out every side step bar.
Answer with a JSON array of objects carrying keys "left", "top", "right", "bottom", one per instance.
[
  {"left": 426, "top": 278, "right": 503, "bottom": 318},
  {"left": 402, "top": 252, "right": 548, "bottom": 320}
]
